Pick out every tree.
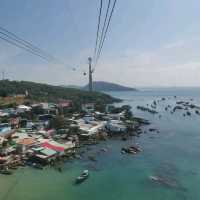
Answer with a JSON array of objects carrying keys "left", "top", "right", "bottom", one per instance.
[{"left": 49, "top": 115, "right": 67, "bottom": 130}]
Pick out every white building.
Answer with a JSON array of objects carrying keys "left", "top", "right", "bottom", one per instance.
[
  {"left": 82, "top": 103, "right": 95, "bottom": 113},
  {"left": 106, "top": 120, "right": 127, "bottom": 133},
  {"left": 16, "top": 105, "right": 31, "bottom": 113},
  {"left": 76, "top": 119, "right": 105, "bottom": 136}
]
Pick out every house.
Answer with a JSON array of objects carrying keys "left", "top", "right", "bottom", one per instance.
[
  {"left": 105, "top": 104, "right": 115, "bottom": 113},
  {"left": 0, "top": 110, "right": 9, "bottom": 117},
  {"left": 38, "top": 114, "right": 54, "bottom": 123},
  {"left": 30, "top": 147, "right": 58, "bottom": 165},
  {"left": 83, "top": 114, "right": 95, "bottom": 123},
  {"left": 82, "top": 103, "right": 95, "bottom": 113},
  {"left": 58, "top": 100, "right": 72, "bottom": 108},
  {"left": 0, "top": 124, "right": 16, "bottom": 138},
  {"left": 16, "top": 105, "right": 31, "bottom": 113},
  {"left": 40, "top": 148, "right": 57, "bottom": 158},
  {"left": 58, "top": 100, "right": 73, "bottom": 114},
  {"left": 41, "top": 140, "right": 75, "bottom": 153},
  {"left": 105, "top": 120, "right": 127, "bottom": 133},
  {"left": 10, "top": 117, "right": 20, "bottom": 129},
  {"left": 77, "top": 119, "right": 105, "bottom": 137},
  {"left": 108, "top": 113, "right": 124, "bottom": 120},
  {"left": 40, "top": 103, "right": 58, "bottom": 115},
  {"left": 16, "top": 138, "right": 37, "bottom": 153}
]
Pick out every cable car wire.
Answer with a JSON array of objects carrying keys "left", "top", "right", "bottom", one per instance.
[
  {"left": 93, "top": 0, "right": 103, "bottom": 62},
  {"left": 94, "top": 0, "right": 117, "bottom": 71}
]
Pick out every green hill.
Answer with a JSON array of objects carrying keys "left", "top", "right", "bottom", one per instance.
[
  {"left": 0, "top": 80, "right": 120, "bottom": 108},
  {"left": 83, "top": 81, "right": 138, "bottom": 91}
]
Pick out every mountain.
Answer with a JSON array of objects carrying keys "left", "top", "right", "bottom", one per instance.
[
  {"left": 0, "top": 80, "right": 120, "bottom": 108},
  {"left": 60, "top": 85, "right": 81, "bottom": 89},
  {"left": 83, "top": 81, "right": 138, "bottom": 92}
]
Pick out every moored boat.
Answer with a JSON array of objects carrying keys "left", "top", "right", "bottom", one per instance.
[
  {"left": 75, "top": 170, "right": 89, "bottom": 184},
  {"left": 0, "top": 169, "right": 12, "bottom": 175}
]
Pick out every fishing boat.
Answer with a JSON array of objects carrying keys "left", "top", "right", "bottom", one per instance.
[
  {"left": 75, "top": 170, "right": 89, "bottom": 184},
  {"left": 121, "top": 145, "right": 142, "bottom": 154}
]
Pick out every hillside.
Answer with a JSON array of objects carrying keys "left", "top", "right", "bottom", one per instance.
[
  {"left": 0, "top": 80, "right": 120, "bottom": 108},
  {"left": 83, "top": 81, "right": 137, "bottom": 92}
]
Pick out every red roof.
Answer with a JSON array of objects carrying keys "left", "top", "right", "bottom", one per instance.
[
  {"left": 58, "top": 100, "right": 72, "bottom": 108},
  {"left": 41, "top": 142, "right": 65, "bottom": 152},
  {"left": 18, "top": 138, "right": 36, "bottom": 146}
]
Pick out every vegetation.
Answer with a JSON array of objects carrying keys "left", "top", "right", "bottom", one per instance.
[
  {"left": 0, "top": 80, "right": 121, "bottom": 109},
  {"left": 49, "top": 115, "right": 68, "bottom": 130}
]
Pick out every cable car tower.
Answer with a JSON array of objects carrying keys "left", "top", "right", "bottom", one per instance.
[{"left": 88, "top": 57, "right": 93, "bottom": 92}]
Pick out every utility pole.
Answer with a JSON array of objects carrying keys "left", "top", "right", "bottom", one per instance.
[
  {"left": 1, "top": 70, "right": 5, "bottom": 80},
  {"left": 88, "top": 57, "right": 93, "bottom": 92}
]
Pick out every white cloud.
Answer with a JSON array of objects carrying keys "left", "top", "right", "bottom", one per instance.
[
  {"left": 94, "top": 37, "right": 200, "bottom": 87},
  {"left": 2, "top": 35, "right": 200, "bottom": 87},
  {"left": 164, "top": 40, "right": 185, "bottom": 49}
]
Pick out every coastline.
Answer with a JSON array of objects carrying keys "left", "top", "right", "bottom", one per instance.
[{"left": 1, "top": 89, "right": 200, "bottom": 199}]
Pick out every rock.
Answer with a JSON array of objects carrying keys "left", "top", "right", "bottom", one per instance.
[
  {"left": 173, "top": 106, "right": 183, "bottom": 112},
  {"left": 195, "top": 110, "right": 200, "bottom": 115},
  {"left": 121, "top": 146, "right": 140, "bottom": 154},
  {"left": 149, "top": 128, "right": 157, "bottom": 132},
  {"left": 88, "top": 155, "right": 97, "bottom": 162},
  {"left": 100, "top": 148, "right": 108, "bottom": 152},
  {"left": 121, "top": 136, "right": 128, "bottom": 141},
  {"left": 137, "top": 106, "right": 158, "bottom": 114},
  {"left": 186, "top": 111, "right": 191, "bottom": 116}
]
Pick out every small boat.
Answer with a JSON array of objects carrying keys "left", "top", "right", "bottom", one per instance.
[
  {"left": 0, "top": 169, "right": 12, "bottom": 175},
  {"left": 9, "top": 165, "right": 18, "bottom": 170},
  {"left": 149, "top": 176, "right": 161, "bottom": 182},
  {"left": 75, "top": 170, "right": 89, "bottom": 184},
  {"left": 121, "top": 145, "right": 142, "bottom": 154}
]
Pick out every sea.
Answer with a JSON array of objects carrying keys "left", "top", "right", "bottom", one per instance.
[{"left": 1, "top": 87, "right": 200, "bottom": 200}]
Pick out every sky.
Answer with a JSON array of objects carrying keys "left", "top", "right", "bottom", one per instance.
[{"left": 0, "top": 0, "right": 200, "bottom": 87}]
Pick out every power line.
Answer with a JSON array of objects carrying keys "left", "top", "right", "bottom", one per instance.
[
  {"left": 0, "top": 35, "right": 54, "bottom": 63},
  {"left": 0, "top": 27, "right": 57, "bottom": 63},
  {"left": 94, "top": 0, "right": 117, "bottom": 71},
  {"left": 93, "top": 0, "right": 103, "bottom": 61},
  {"left": 95, "top": 0, "right": 111, "bottom": 64},
  {"left": 0, "top": 26, "right": 69, "bottom": 67}
]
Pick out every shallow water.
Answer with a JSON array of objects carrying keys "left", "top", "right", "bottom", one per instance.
[{"left": 1, "top": 88, "right": 200, "bottom": 200}]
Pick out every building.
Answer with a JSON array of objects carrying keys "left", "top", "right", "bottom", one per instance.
[
  {"left": 105, "top": 120, "right": 127, "bottom": 133},
  {"left": 58, "top": 100, "right": 73, "bottom": 114},
  {"left": 30, "top": 147, "right": 58, "bottom": 165},
  {"left": 16, "top": 105, "right": 31, "bottom": 113},
  {"left": 105, "top": 104, "right": 115, "bottom": 113},
  {"left": 16, "top": 138, "right": 37, "bottom": 153},
  {"left": 82, "top": 103, "right": 95, "bottom": 113},
  {"left": 0, "top": 124, "right": 16, "bottom": 138},
  {"left": 58, "top": 100, "right": 72, "bottom": 108},
  {"left": 41, "top": 140, "right": 75, "bottom": 154},
  {"left": 77, "top": 118, "right": 105, "bottom": 137},
  {"left": 83, "top": 114, "right": 95, "bottom": 123}
]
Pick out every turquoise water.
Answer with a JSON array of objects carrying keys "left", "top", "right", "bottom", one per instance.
[{"left": 1, "top": 88, "right": 200, "bottom": 200}]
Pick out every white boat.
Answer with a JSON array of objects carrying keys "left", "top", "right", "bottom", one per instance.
[{"left": 75, "top": 170, "right": 89, "bottom": 184}]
